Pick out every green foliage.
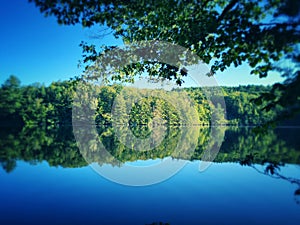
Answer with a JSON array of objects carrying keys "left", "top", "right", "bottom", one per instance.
[
  {"left": 0, "top": 76, "right": 293, "bottom": 128},
  {"left": 0, "top": 75, "right": 23, "bottom": 124},
  {"left": 1, "top": 76, "right": 300, "bottom": 173},
  {"left": 0, "top": 77, "right": 77, "bottom": 127},
  {"left": 29, "top": 0, "right": 300, "bottom": 124},
  {"left": 29, "top": 0, "right": 299, "bottom": 75}
]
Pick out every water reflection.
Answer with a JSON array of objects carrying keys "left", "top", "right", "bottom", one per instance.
[
  {"left": 1, "top": 126, "right": 299, "bottom": 171},
  {"left": 240, "top": 155, "right": 300, "bottom": 205},
  {"left": 1, "top": 125, "right": 300, "bottom": 191},
  {"left": 1, "top": 125, "right": 300, "bottom": 224}
]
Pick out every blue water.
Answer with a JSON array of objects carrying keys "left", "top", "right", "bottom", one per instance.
[{"left": 1, "top": 160, "right": 299, "bottom": 225}]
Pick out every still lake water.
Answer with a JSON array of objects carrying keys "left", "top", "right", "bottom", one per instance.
[{"left": 0, "top": 126, "right": 300, "bottom": 225}]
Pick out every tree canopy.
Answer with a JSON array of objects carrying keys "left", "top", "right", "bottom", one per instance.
[
  {"left": 29, "top": 0, "right": 300, "bottom": 123},
  {"left": 0, "top": 75, "right": 283, "bottom": 127}
]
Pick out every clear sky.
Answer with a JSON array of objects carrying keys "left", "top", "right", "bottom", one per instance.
[{"left": 0, "top": 0, "right": 284, "bottom": 87}]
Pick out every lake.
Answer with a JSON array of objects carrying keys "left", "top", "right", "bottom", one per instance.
[{"left": 0, "top": 126, "right": 300, "bottom": 225}]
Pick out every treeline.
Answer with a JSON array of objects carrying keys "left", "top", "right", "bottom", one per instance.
[
  {"left": 185, "top": 85, "right": 278, "bottom": 125},
  {"left": 0, "top": 75, "right": 75, "bottom": 127},
  {"left": 0, "top": 75, "right": 288, "bottom": 126}
]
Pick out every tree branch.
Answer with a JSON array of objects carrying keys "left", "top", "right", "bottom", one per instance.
[
  {"left": 256, "top": 22, "right": 300, "bottom": 27},
  {"left": 217, "top": 0, "right": 239, "bottom": 23}
]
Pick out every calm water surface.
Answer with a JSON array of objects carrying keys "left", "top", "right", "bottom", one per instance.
[{"left": 0, "top": 127, "right": 299, "bottom": 225}]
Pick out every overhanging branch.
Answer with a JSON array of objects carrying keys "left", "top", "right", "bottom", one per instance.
[{"left": 217, "top": 0, "right": 239, "bottom": 23}]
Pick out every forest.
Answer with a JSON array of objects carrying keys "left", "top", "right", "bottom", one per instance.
[
  {"left": 1, "top": 75, "right": 299, "bottom": 173},
  {"left": 28, "top": 0, "right": 300, "bottom": 127},
  {"left": 0, "top": 75, "right": 284, "bottom": 127}
]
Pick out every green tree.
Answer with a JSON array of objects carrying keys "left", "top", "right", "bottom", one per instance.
[
  {"left": 0, "top": 75, "right": 23, "bottom": 124},
  {"left": 2, "top": 75, "right": 21, "bottom": 89},
  {"left": 30, "top": 0, "right": 300, "bottom": 124}
]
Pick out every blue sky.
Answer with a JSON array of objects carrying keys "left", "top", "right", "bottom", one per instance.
[{"left": 0, "top": 0, "right": 284, "bottom": 86}]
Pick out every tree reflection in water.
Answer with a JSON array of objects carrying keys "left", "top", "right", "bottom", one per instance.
[
  {"left": 0, "top": 125, "right": 299, "bottom": 203},
  {"left": 240, "top": 154, "right": 300, "bottom": 205}
]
